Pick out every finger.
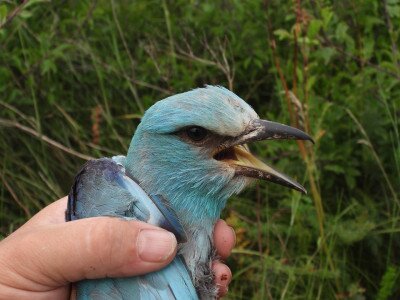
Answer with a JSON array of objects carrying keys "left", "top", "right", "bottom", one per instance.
[
  {"left": 212, "top": 261, "right": 232, "bottom": 298},
  {"left": 213, "top": 219, "right": 236, "bottom": 260},
  {"left": 0, "top": 217, "right": 177, "bottom": 290},
  {"left": 21, "top": 197, "right": 68, "bottom": 230}
]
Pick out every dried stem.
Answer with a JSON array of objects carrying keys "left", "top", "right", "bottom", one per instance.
[
  {"left": 264, "top": 0, "right": 339, "bottom": 288},
  {"left": 175, "top": 38, "right": 235, "bottom": 91},
  {"left": 0, "top": 0, "right": 29, "bottom": 30},
  {"left": 0, "top": 172, "right": 31, "bottom": 218},
  {"left": 0, "top": 118, "right": 93, "bottom": 161}
]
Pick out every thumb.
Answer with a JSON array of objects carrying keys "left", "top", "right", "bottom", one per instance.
[{"left": 0, "top": 217, "right": 177, "bottom": 290}]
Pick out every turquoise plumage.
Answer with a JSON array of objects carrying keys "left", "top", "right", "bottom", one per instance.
[
  {"left": 67, "top": 86, "right": 313, "bottom": 299},
  {"left": 68, "top": 158, "right": 197, "bottom": 299}
]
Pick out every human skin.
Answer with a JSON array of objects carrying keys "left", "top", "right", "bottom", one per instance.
[{"left": 0, "top": 197, "right": 235, "bottom": 299}]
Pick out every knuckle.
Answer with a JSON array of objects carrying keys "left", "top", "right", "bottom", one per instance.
[{"left": 85, "top": 219, "right": 122, "bottom": 265}]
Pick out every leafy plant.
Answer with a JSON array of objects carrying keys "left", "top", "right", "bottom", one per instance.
[{"left": 1, "top": 0, "right": 399, "bottom": 298}]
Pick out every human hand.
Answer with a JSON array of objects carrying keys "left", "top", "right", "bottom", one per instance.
[{"left": 0, "top": 197, "right": 235, "bottom": 299}]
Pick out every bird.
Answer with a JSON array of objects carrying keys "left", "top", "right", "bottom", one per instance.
[{"left": 66, "top": 85, "right": 313, "bottom": 299}]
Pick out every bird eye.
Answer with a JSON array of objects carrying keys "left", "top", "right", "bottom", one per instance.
[{"left": 186, "top": 126, "right": 208, "bottom": 142}]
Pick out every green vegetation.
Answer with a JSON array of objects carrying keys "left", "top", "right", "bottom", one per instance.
[{"left": 0, "top": 0, "right": 399, "bottom": 298}]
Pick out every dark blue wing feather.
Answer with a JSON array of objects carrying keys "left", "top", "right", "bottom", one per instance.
[
  {"left": 66, "top": 158, "right": 197, "bottom": 300},
  {"left": 149, "top": 195, "right": 186, "bottom": 243},
  {"left": 67, "top": 158, "right": 186, "bottom": 242}
]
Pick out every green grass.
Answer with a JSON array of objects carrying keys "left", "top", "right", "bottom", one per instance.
[{"left": 1, "top": 0, "right": 399, "bottom": 299}]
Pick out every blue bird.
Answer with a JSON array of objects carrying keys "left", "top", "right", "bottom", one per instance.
[{"left": 67, "top": 86, "right": 313, "bottom": 299}]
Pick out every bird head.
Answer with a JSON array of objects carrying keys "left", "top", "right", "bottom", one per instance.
[{"left": 126, "top": 86, "right": 312, "bottom": 224}]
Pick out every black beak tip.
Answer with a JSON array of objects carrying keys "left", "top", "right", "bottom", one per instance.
[
  {"left": 306, "top": 135, "right": 315, "bottom": 145},
  {"left": 295, "top": 129, "right": 314, "bottom": 144},
  {"left": 293, "top": 183, "right": 307, "bottom": 194},
  {"left": 254, "top": 119, "right": 314, "bottom": 144}
]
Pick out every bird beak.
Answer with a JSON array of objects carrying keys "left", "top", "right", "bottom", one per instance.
[{"left": 214, "top": 119, "right": 314, "bottom": 194}]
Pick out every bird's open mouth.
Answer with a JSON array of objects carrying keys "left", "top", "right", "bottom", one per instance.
[{"left": 213, "top": 119, "right": 313, "bottom": 194}]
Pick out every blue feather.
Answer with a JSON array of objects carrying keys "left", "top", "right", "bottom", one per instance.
[
  {"left": 77, "top": 257, "right": 197, "bottom": 300},
  {"left": 67, "top": 86, "right": 270, "bottom": 299},
  {"left": 67, "top": 158, "right": 197, "bottom": 299}
]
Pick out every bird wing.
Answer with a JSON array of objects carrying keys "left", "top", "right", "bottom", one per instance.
[{"left": 66, "top": 158, "right": 198, "bottom": 300}]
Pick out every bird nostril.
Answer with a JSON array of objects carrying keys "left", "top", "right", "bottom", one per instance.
[{"left": 214, "top": 147, "right": 238, "bottom": 161}]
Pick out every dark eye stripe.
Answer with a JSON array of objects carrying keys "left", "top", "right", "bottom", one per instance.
[{"left": 186, "top": 126, "right": 208, "bottom": 142}]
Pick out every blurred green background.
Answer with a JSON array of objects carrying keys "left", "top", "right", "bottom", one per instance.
[{"left": 0, "top": 0, "right": 399, "bottom": 299}]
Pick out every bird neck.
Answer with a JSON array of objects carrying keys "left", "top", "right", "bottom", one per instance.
[
  {"left": 125, "top": 135, "right": 231, "bottom": 228},
  {"left": 132, "top": 168, "right": 229, "bottom": 228},
  {"left": 162, "top": 187, "right": 228, "bottom": 227}
]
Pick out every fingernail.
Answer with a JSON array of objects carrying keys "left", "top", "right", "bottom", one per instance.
[{"left": 138, "top": 229, "right": 177, "bottom": 262}]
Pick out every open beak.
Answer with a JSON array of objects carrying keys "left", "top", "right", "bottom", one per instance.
[{"left": 214, "top": 119, "right": 313, "bottom": 194}]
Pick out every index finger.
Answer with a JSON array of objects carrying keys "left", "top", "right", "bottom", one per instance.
[{"left": 19, "top": 196, "right": 68, "bottom": 231}]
